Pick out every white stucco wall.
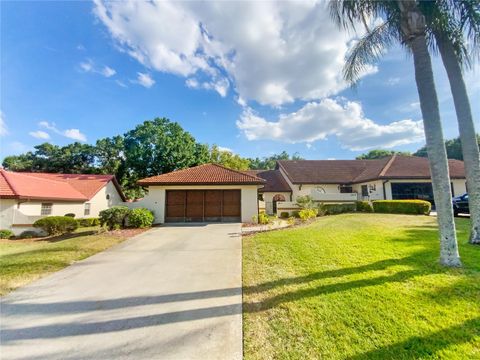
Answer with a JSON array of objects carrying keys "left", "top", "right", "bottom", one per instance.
[
  {"left": 352, "top": 180, "right": 385, "bottom": 201},
  {"left": 129, "top": 185, "right": 260, "bottom": 223},
  {"left": 88, "top": 181, "right": 124, "bottom": 217},
  {"left": 0, "top": 199, "right": 16, "bottom": 232}
]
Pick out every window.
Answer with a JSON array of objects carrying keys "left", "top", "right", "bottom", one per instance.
[
  {"left": 361, "top": 185, "right": 369, "bottom": 197},
  {"left": 84, "top": 203, "right": 91, "bottom": 216},
  {"left": 106, "top": 194, "right": 110, "bottom": 200},
  {"left": 340, "top": 186, "right": 353, "bottom": 193},
  {"left": 41, "top": 203, "right": 52, "bottom": 216}
]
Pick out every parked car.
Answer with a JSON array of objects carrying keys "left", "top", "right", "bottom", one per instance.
[{"left": 452, "top": 193, "right": 469, "bottom": 216}]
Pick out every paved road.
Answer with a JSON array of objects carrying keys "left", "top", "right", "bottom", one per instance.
[{"left": 1, "top": 224, "right": 242, "bottom": 360}]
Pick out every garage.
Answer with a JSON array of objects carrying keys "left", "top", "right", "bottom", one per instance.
[
  {"left": 391, "top": 182, "right": 434, "bottom": 203},
  {"left": 137, "top": 164, "right": 265, "bottom": 224},
  {"left": 166, "top": 189, "right": 241, "bottom": 222}
]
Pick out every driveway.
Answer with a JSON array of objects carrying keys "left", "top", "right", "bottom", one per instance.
[{"left": 0, "top": 224, "right": 242, "bottom": 360}]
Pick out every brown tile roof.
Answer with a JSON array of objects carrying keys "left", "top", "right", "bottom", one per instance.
[
  {"left": 277, "top": 155, "right": 466, "bottom": 184},
  {"left": 244, "top": 170, "right": 292, "bottom": 192},
  {"left": 0, "top": 170, "right": 125, "bottom": 201},
  {"left": 138, "top": 164, "right": 266, "bottom": 186}
]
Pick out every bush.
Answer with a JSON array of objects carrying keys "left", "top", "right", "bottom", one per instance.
[
  {"left": 99, "top": 206, "right": 130, "bottom": 230},
  {"left": 77, "top": 217, "right": 100, "bottom": 227},
  {"left": 296, "top": 195, "right": 316, "bottom": 210},
  {"left": 0, "top": 229, "right": 14, "bottom": 239},
  {"left": 356, "top": 201, "right": 373, "bottom": 213},
  {"left": 321, "top": 203, "right": 356, "bottom": 215},
  {"left": 18, "top": 230, "right": 41, "bottom": 239},
  {"left": 64, "top": 213, "right": 76, "bottom": 218},
  {"left": 258, "top": 212, "right": 271, "bottom": 225},
  {"left": 291, "top": 211, "right": 300, "bottom": 218},
  {"left": 33, "top": 216, "right": 78, "bottom": 235},
  {"left": 280, "top": 212, "right": 290, "bottom": 219},
  {"left": 128, "top": 208, "right": 154, "bottom": 228},
  {"left": 372, "top": 200, "right": 431, "bottom": 215},
  {"left": 298, "top": 208, "right": 318, "bottom": 221},
  {"left": 287, "top": 217, "right": 296, "bottom": 226}
]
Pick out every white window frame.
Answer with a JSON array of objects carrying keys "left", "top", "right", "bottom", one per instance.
[
  {"left": 41, "top": 203, "right": 53, "bottom": 216},
  {"left": 84, "top": 203, "right": 91, "bottom": 216}
]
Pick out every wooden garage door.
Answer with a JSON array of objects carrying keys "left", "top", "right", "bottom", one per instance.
[{"left": 166, "top": 190, "right": 241, "bottom": 222}]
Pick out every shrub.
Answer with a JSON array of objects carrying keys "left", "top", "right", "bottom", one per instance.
[
  {"left": 77, "top": 217, "right": 100, "bottom": 227},
  {"left": 372, "top": 200, "right": 431, "bottom": 215},
  {"left": 280, "top": 212, "right": 290, "bottom": 219},
  {"left": 296, "top": 195, "right": 316, "bottom": 210},
  {"left": 287, "top": 217, "right": 296, "bottom": 226},
  {"left": 298, "top": 208, "right": 318, "bottom": 221},
  {"left": 128, "top": 208, "right": 154, "bottom": 228},
  {"left": 33, "top": 216, "right": 78, "bottom": 235},
  {"left": 321, "top": 203, "right": 356, "bottom": 215},
  {"left": 291, "top": 211, "right": 300, "bottom": 218},
  {"left": 251, "top": 215, "right": 258, "bottom": 223},
  {"left": 64, "top": 213, "right": 76, "bottom": 218},
  {"left": 258, "top": 212, "right": 271, "bottom": 225},
  {"left": 18, "top": 230, "right": 41, "bottom": 239},
  {"left": 99, "top": 206, "right": 130, "bottom": 230},
  {"left": 0, "top": 229, "right": 14, "bottom": 239},
  {"left": 356, "top": 201, "right": 373, "bottom": 213}
]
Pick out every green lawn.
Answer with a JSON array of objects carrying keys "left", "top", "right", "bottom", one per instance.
[
  {"left": 0, "top": 228, "right": 135, "bottom": 295},
  {"left": 243, "top": 214, "right": 480, "bottom": 360}
]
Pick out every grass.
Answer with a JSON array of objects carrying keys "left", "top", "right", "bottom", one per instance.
[
  {"left": 0, "top": 227, "right": 137, "bottom": 296},
  {"left": 243, "top": 214, "right": 480, "bottom": 360}
]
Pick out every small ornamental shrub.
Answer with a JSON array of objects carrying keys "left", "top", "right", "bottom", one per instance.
[
  {"left": 372, "top": 200, "right": 431, "bottom": 215},
  {"left": 287, "top": 217, "right": 296, "bottom": 226},
  {"left": 18, "top": 230, "right": 41, "bottom": 239},
  {"left": 280, "top": 212, "right": 290, "bottom": 219},
  {"left": 251, "top": 215, "right": 258, "bottom": 223},
  {"left": 99, "top": 206, "right": 130, "bottom": 230},
  {"left": 64, "top": 213, "right": 76, "bottom": 218},
  {"left": 128, "top": 208, "right": 154, "bottom": 228},
  {"left": 258, "top": 212, "right": 271, "bottom": 225},
  {"left": 298, "top": 208, "right": 318, "bottom": 221},
  {"left": 296, "top": 195, "right": 316, "bottom": 210},
  {"left": 291, "top": 211, "right": 300, "bottom": 218},
  {"left": 0, "top": 229, "right": 14, "bottom": 239},
  {"left": 321, "top": 203, "right": 356, "bottom": 215},
  {"left": 356, "top": 201, "right": 374, "bottom": 213},
  {"left": 77, "top": 218, "right": 100, "bottom": 227},
  {"left": 33, "top": 216, "right": 78, "bottom": 235}
]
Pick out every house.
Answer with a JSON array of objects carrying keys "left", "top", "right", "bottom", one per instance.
[
  {"left": 135, "top": 155, "right": 467, "bottom": 222},
  {"left": 0, "top": 170, "right": 125, "bottom": 235},
  {"left": 133, "top": 163, "right": 265, "bottom": 223}
]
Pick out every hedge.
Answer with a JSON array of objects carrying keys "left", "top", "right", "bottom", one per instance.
[
  {"left": 372, "top": 200, "right": 431, "bottom": 215},
  {"left": 0, "top": 229, "right": 14, "bottom": 239},
  {"left": 321, "top": 203, "right": 356, "bottom": 215},
  {"left": 356, "top": 201, "right": 374, "bottom": 213},
  {"left": 128, "top": 208, "right": 154, "bottom": 228},
  {"left": 77, "top": 218, "right": 100, "bottom": 227},
  {"left": 33, "top": 216, "right": 78, "bottom": 235}
]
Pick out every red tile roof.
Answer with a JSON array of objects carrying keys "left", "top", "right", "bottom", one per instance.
[
  {"left": 138, "top": 164, "right": 265, "bottom": 186},
  {"left": 0, "top": 170, "right": 125, "bottom": 201},
  {"left": 278, "top": 155, "right": 466, "bottom": 184},
  {"left": 244, "top": 170, "right": 292, "bottom": 192}
]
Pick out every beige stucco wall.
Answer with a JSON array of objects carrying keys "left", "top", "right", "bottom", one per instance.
[
  {"left": 0, "top": 199, "right": 16, "bottom": 232},
  {"left": 130, "top": 185, "right": 260, "bottom": 223},
  {"left": 88, "top": 181, "right": 124, "bottom": 217},
  {"left": 352, "top": 180, "right": 385, "bottom": 201}
]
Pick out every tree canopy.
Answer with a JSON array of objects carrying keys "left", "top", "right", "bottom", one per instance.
[
  {"left": 248, "top": 151, "right": 303, "bottom": 170},
  {"left": 356, "top": 149, "right": 411, "bottom": 160},
  {"left": 413, "top": 135, "right": 480, "bottom": 161}
]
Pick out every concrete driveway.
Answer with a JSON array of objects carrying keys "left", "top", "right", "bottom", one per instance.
[{"left": 1, "top": 224, "right": 242, "bottom": 360}]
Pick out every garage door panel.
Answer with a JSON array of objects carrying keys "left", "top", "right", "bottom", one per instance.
[
  {"left": 223, "top": 190, "right": 241, "bottom": 218},
  {"left": 204, "top": 190, "right": 222, "bottom": 221},
  {"left": 186, "top": 190, "right": 204, "bottom": 221},
  {"left": 166, "top": 191, "right": 186, "bottom": 222}
]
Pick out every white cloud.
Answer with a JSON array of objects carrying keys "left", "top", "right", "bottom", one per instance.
[
  {"left": 136, "top": 72, "right": 155, "bottom": 88},
  {"left": 29, "top": 130, "right": 50, "bottom": 139},
  {"left": 217, "top": 146, "right": 233, "bottom": 153},
  {"left": 39, "top": 121, "right": 87, "bottom": 142},
  {"left": 236, "top": 99, "right": 425, "bottom": 151},
  {"left": 115, "top": 80, "right": 127, "bottom": 88},
  {"left": 101, "top": 66, "right": 116, "bottom": 77},
  {"left": 387, "top": 77, "right": 400, "bottom": 86},
  {"left": 79, "top": 59, "right": 116, "bottom": 78},
  {"left": 93, "top": 1, "right": 376, "bottom": 106},
  {"left": 0, "top": 111, "right": 7, "bottom": 136}
]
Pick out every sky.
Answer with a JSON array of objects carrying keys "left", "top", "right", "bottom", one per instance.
[{"left": 1, "top": 0, "right": 479, "bottom": 161}]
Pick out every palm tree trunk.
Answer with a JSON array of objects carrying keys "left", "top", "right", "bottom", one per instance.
[
  {"left": 436, "top": 36, "right": 480, "bottom": 244},
  {"left": 398, "top": 0, "right": 461, "bottom": 266}
]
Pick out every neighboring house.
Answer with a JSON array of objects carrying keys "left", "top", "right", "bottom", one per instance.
[
  {"left": 134, "top": 163, "right": 265, "bottom": 223},
  {"left": 0, "top": 170, "right": 125, "bottom": 235},
  {"left": 273, "top": 155, "right": 467, "bottom": 215},
  {"left": 245, "top": 169, "right": 292, "bottom": 214}
]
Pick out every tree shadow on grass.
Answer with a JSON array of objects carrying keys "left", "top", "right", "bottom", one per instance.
[
  {"left": 345, "top": 317, "right": 480, "bottom": 360},
  {"left": 46, "top": 230, "right": 100, "bottom": 243}
]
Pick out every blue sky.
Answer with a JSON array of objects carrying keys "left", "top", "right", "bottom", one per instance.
[{"left": 1, "top": 1, "right": 479, "bottom": 161}]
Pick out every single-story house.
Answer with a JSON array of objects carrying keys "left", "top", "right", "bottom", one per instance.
[
  {"left": 134, "top": 163, "right": 265, "bottom": 223},
  {"left": 0, "top": 170, "right": 125, "bottom": 235}
]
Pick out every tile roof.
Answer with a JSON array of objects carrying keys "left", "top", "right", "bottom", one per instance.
[
  {"left": 244, "top": 170, "right": 292, "bottom": 192},
  {"left": 0, "top": 170, "right": 124, "bottom": 201},
  {"left": 138, "top": 163, "right": 265, "bottom": 186},
  {"left": 277, "top": 155, "right": 466, "bottom": 184}
]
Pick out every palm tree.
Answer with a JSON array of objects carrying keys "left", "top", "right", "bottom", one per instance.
[
  {"left": 419, "top": 0, "right": 480, "bottom": 244},
  {"left": 329, "top": 0, "right": 461, "bottom": 266}
]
